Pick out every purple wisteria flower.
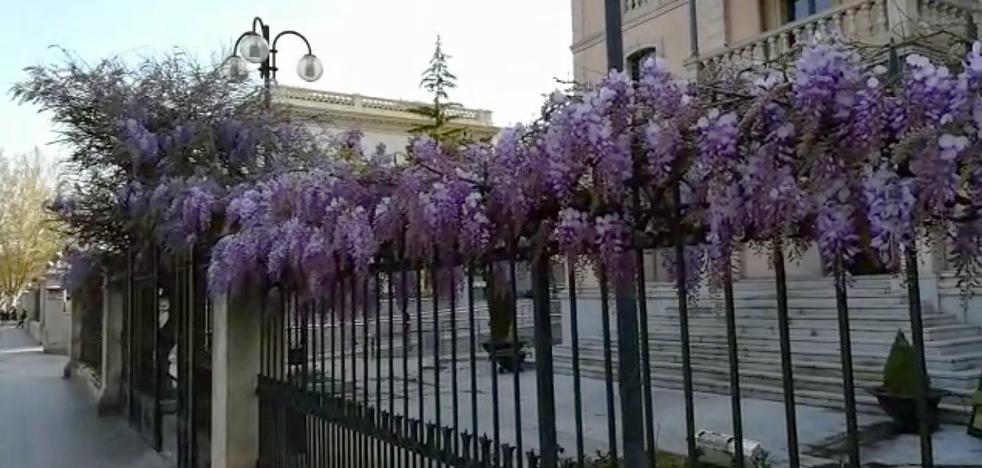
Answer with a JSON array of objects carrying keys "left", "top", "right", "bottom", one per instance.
[
  {"left": 903, "top": 54, "right": 968, "bottom": 130},
  {"left": 120, "top": 118, "right": 159, "bottom": 167},
  {"left": 863, "top": 165, "right": 916, "bottom": 266},
  {"left": 195, "top": 39, "right": 982, "bottom": 299},
  {"left": 554, "top": 208, "right": 593, "bottom": 257}
]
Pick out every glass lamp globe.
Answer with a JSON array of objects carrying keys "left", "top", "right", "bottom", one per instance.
[
  {"left": 238, "top": 32, "right": 270, "bottom": 64},
  {"left": 297, "top": 54, "right": 324, "bottom": 82},
  {"left": 222, "top": 56, "right": 250, "bottom": 82}
]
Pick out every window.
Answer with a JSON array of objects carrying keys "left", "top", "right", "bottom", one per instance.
[
  {"left": 627, "top": 47, "right": 658, "bottom": 81},
  {"left": 786, "top": 0, "right": 833, "bottom": 23}
]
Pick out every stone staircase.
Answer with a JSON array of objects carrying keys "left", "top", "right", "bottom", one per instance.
[
  {"left": 300, "top": 299, "right": 561, "bottom": 359},
  {"left": 553, "top": 276, "right": 982, "bottom": 422}
]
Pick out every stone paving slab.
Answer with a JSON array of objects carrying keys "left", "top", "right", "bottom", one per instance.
[{"left": 0, "top": 326, "right": 171, "bottom": 468}]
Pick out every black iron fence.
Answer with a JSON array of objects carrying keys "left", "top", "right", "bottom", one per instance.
[
  {"left": 126, "top": 249, "right": 163, "bottom": 451},
  {"left": 254, "top": 235, "right": 965, "bottom": 468},
  {"left": 122, "top": 249, "right": 212, "bottom": 468},
  {"left": 78, "top": 282, "right": 104, "bottom": 373},
  {"left": 172, "top": 254, "right": 213, "bottom": 468}
]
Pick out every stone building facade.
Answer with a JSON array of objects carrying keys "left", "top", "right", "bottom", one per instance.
[
  {"left": 272, "top": 85, "right": 498, "bottom": 159},
  {"left": 569, "top": 0, "right": 982, "bottom": 291}
]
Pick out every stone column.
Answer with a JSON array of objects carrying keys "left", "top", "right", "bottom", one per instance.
[
  {"left": 211, "top": 291, "right": 261, "bottom": 468},
  {"left": 97, "top": 275, "right": 125, "bottom": 415}
]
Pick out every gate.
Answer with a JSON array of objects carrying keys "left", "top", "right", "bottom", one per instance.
[
  {"left": 124, "top": 248, "right": 212, "bottom": 467},
  {"left": 126, "top": 249, "right": 164, "bottom": 451},
  {"left": 258, "top": 259, "right": 561, "bottom": 468},
  {"left": 173, "top": 253, "right": 213, "bottom": 468},
  {"left": 253, "top": 237, "right": 952, "bottom": 468},
  {"left": 77, "top": 273, "right": 104, "bottom": 373}
]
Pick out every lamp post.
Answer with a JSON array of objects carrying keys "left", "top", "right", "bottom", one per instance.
[{"left": 223, "top": 16, "right": 324, "bottom": 108}]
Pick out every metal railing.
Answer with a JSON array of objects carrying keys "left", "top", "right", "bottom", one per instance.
[
  {"left": 78, "top": 295, "right": 103, "bottom": 374},
  {"left": 252, "top": 228, "right": 970, "bottom": 468}
]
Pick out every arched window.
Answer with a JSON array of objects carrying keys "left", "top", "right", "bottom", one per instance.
[{"left": 627, "top": 47, "right": 658, "bottom": 80}]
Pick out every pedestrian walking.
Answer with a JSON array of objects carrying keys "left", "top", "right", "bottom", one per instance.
[{"left": 17, "top": 311, "right": 26, "bottom": 328}]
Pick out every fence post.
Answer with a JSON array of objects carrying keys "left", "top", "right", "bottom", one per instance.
[
  {"left": 211, "top": 289, "right": 262, "bottom": 468},
  {"left": 614, "top": 279, "right": 647, "bottom": 467},
  {"left": 97, "top": 274, "right": 126, "bottom": 415},
  {"left": 531, "top": 254, "right": 558, "bottom": 468},
  {"left": 615, "top": 266, "right": 648, "bottom": 467},
  {"left": 904, "top": 244, "right": 934, "bottom": 468}
]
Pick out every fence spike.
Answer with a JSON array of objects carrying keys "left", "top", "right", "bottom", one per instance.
[
  {"left": 461, "top": 431, "right": 473, "bottom": 461},
  {"left": 411, "top": 419, "right": 420, "bottom": 446},
  {"left": 426, "top": 422, "right": 438, "bottom": 453},
  {"left": 442, "top": 425, "right": 454, "bottom": 458},
  {"left": 480, "top": 434, "right": 492, "bottom": 466},
  {"left": 502, "top": 444, "right": 515, "bottom": 468}
]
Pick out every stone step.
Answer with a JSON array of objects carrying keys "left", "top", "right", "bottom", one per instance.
[
  {"left": 555, "top": 343, "right": 980, "bottom": 391},
  {"left": 302, "top": 310, "right": 551, "bottom": 335},
  {"left": 641, "top": 276, "right": 896, "bottom": 293},
  {"left": 687, "top": 296, "right": 908, "bottom": 309},
  {"left": 648, "top": 315, "right": 968, "bottom": 334},
  {"left": 645, "top": 350, "right": 980, "bottom": 391},
  {"left": 724, "top": 286, "right": 896, "bottom": 299},
  {"left": 552, "top": 351, "right": 973, "bottom": 422},
  {"left": 650, "top": 307, "right": 952, "bottom": 322},
  {"left": 649, "top": 338, "right": 982, "bottom": 370},
  {"left": 637, "top": 331, "right": 982, "bottom": 357},
  {"left": 571, "top": 335, "right": 982, "bottom": 372},
  {"left": 730, "top": 276, "right": 896, "bottom": 290},
  {"left": 642, "top": 325, "right": 979, "bottom": 347}
]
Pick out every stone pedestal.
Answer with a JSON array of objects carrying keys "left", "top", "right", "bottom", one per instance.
[
  {"left": 210, "top": 291, "right": 261, "bottom": 468},
  {"left": 97, "top": 276, "right": 125, "bottom": 415}
]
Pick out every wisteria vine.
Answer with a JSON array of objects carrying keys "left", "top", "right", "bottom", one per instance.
[{"left": 56, "top": 39, "right": 982, "bottom": 298}]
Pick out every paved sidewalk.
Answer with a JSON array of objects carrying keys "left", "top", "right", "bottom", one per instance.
[{"left": 0, "top": 326, "right": 171, "bottom": 468}]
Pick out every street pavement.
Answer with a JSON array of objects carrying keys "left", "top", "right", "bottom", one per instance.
[{"left": 0, "top": 326, "right": 171, "bottom": 468}]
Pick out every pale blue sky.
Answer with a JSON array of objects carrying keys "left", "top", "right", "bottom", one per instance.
[{"left": 1, "top": 0, "right": 573, "bottom": 159}]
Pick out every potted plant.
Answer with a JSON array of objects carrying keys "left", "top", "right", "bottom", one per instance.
[
  {"left": 481, "top": 263, "right": 527, "bottom": 373},
  {"left": 869, "top": 330, "right": 948, "bottom": 432}
]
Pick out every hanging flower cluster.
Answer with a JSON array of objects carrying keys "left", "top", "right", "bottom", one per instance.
[
  {"left": 45, "top": 38, "right": 980, "bottom": 297},
  {"left": 199, "top": 38, "right": 982, "bottom": 296},
  {"left": 92, "top": 106, "right": 318, "bottom": 256}
]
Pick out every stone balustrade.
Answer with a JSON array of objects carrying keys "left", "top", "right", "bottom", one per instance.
[
  {"left": 623, "top": 0, "right": 653, "bottom": 12},
  {"left": 271, "top": 86, "right": 494, "bottom": 124},
  {"left": 919, "top": 0, "right": 982, "bottom": 35},
  {"left": 692, "top": 0, "right": 981, "bottom": 71},
  {"left": 694, "top": 0, "right": 891, "bottom": 70}
]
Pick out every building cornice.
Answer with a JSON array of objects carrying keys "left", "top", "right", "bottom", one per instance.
[
  {"left": 287, "top": 103, "right": 499, "bottom": 137},
  {"left": 273, "top": 85, "right": 496, "bottom": 126},
  {"left": 570, "top": 0, "right": 687, "bottom": 53}
]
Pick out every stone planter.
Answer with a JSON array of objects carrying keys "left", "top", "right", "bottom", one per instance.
[
  {"left": 482, "top": 340, "right": 527, "bottom": 373},
  {"left": 868, "top": 386, "right": 948, "bottom": 433}
]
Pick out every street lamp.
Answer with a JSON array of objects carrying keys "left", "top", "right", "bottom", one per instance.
[{"left": 223, "top": 17, "right": 324, "bottom": 106}]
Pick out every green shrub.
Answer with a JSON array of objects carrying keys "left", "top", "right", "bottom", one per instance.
[{"left": 882, "top": 330, "right": 930, "bottom": 396}]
